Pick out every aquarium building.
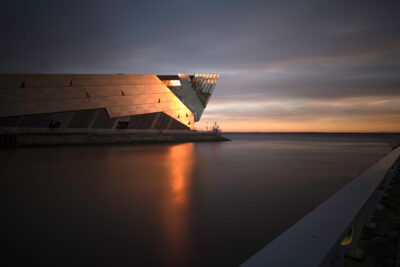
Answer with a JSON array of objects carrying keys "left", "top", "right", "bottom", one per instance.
[{"left": 0, "top": 73, "right": 219, "bottom": 131}]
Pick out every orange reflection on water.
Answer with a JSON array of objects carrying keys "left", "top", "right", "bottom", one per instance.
[
  {"left": 169, "top": 143, "right": 194, "bottom": 204},
  {"left": 161, "top": 143, "right": 195, "bottom": 265}
]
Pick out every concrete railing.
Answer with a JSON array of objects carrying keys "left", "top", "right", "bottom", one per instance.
[{"left": 242, "top": 147, "right": 400, "bottom": 267}]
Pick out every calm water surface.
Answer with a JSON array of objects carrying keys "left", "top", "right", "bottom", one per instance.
[{"left": 1, "top": 133, "right": 399, "bottom": 266}]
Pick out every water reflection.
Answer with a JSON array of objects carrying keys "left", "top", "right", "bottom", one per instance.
[
  {"left": 0, "top": 134, "right": 396, "bottom": 266},
  {"left": 161, "top": 143, "right": 195, "bottom": 265}
]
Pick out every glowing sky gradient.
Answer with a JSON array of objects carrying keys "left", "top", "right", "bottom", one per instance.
[{"left": 1, "top": 0, "right": 399, "bottom": 132}]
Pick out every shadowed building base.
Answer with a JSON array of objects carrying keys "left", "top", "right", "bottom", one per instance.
[{"left": 0, "top": 128, "right": 230, "bottom": 148}]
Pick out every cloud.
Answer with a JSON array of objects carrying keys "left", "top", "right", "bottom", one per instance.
[
  {"left": 198, "top": 97, "right": 400, "bottom": 132},
  {"left": 0, "top": 0, "right": 399, "bottom": 131}
]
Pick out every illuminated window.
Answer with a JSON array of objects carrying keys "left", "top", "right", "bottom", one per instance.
[{"left": 163, "top": 80, "right": 181, "bottom": 86}]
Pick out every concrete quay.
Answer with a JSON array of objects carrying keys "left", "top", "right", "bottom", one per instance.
[{"left": 0, "top": 128, "right": 230, "bottom": 148}]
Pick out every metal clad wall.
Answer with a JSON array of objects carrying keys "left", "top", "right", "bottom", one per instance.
[
  {"left": 0, "top": 74, "right": 194, "bottom": 129},
  {"left": 169, "top": 118, "right": 190, "bottom": 130},
  {"left": 127, "top": 113, "right": 157, "bottom": 129},
  {"left": 177, "top": 74, "right": 205, "bottom": 122},
  {"left": 0, "top": 116, "right": 20, "bottom": 127},
  {"left": 68, "top": 109, "right": 98, "bottom": 129},
  {"left": 52, "top": 111, "right": 76, "bottom": 128},
  {"left": 19, "top": 114, "right": 52, "bottom": 128},
  {"left": 92, "top": 109, "right": 116, "bottom": 129}
]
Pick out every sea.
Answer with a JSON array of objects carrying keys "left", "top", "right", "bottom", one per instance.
[{"left": 1, "top": 133, "right": 399, "bottom": 266}]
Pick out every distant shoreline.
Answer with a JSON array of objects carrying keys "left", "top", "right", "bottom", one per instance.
[{"left": 223, "top": 132, "right": 400, "bottom": 134}]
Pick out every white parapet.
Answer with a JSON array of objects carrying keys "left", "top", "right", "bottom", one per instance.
[{"left": 241, "top": 147, "right": 400, "bottom": 267}]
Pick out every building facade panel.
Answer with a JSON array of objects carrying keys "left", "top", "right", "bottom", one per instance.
[
  {"left": 91, "top": 109, "right": 116, "bottom": 129},
  {"left": 52, "top": 111, "right": 76, "bottom": 128},
  {"left": 0, "top": 73, "right": 218, "bottom": 131},
  {"left": 0, "top": 116, "right": 20, "bottom": 127},
  {"left": 19, "top": 114, "right": 53, "bottom": 128}
]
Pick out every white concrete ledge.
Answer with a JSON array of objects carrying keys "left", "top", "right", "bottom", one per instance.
[{"left": 241, "top": 147, "right": 400, "bottom": 267}]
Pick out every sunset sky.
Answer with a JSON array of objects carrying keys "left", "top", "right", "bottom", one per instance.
[{"left": 1, "top": 0, "right": 399, "bottom": 132}]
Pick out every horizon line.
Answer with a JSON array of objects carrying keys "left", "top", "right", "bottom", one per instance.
[{"left": 220, "top": 131, "right": 400, "bottom": 134}]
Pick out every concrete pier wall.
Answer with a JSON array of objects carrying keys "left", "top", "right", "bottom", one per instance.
[{"left": 0, "top": 128, "right": 229, "bottom": 148}]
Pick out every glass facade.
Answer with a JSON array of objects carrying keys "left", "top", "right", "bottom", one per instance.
[{"left": 159, "top": 73, "right": 219, "bottom": 122}]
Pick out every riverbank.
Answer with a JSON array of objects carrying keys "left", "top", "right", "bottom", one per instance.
[{"left": 0, "top": 128, "right": 230, "bottom": 148}]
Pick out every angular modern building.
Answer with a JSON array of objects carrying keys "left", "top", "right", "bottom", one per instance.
[{"left": 0, "top": 73, "right": 219, "bottom": 131}]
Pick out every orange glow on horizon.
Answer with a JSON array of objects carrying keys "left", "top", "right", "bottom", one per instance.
[
  {"left": 197, "top": 119, "right": 400, "bottom": 132},
  {"left": 199, "top": 97, "right": 400, "bottom": 132}
]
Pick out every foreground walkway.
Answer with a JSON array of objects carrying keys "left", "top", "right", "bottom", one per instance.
[{"left": 343, "top": 168, "right": 400, "bottom": 267}]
